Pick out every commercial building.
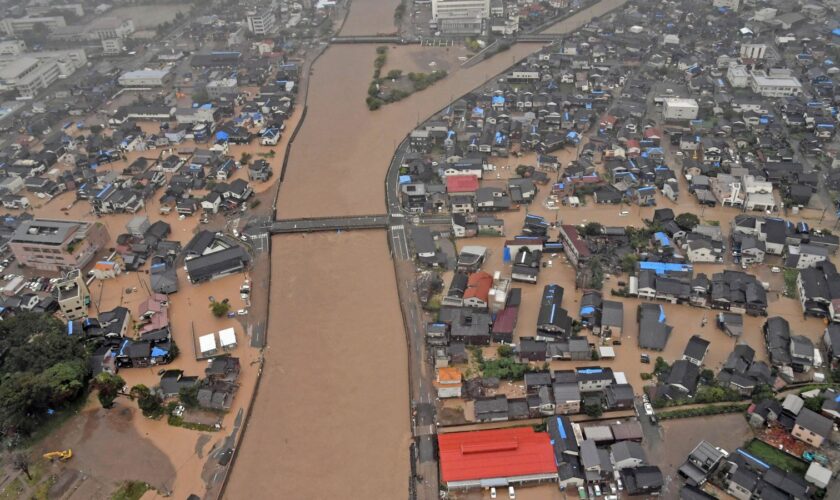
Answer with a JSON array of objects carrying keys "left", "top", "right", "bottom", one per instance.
[
  {"left": 438, "top": 428, "right": 558, "bottom": 489},
  {"left": 663, "top": 98, "right": 699, "bottom": 121},
  {"left": 206, "top": 78, "right": 239, "bottom": 99},
  {"left": 89, "top": 17, "right": 135, "bottom": 39},
  {"left": 102, "top": 38, "right": 123, "bottom": 55},
  {"left": 0, "top": 16, "right": 66, "bottom": 36},
  {"left": 56, "top": 270, "right": 90, "bottom": 320},
  {"left": 432, "top": 0, "right": 489, "bottom": 34},
  {"left": 246, "top": 9, "right": 276, "bottom": 35},
  {"left": 0, "top": 57, "right": 61, "bottom": 98},
  {"left": 118, "top": 68, "right": 172, "bottom": 87},
  {"left": 9, "top": 218, "right": 110, "bottom": 272},
  {"left": 749, "top": 69, "right": 802, "bottom": 97}
]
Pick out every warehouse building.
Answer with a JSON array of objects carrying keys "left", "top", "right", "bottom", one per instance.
[
  {"left": 438, "top": 427, "right": 558, "bottom": 489},
  {"left": 118, "top": 68, "right": 172, "bottom": 87}
]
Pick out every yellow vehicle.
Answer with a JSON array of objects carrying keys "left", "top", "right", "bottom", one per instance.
[{"left": 42, "top": 449, "right": 72, "bottom": 462}]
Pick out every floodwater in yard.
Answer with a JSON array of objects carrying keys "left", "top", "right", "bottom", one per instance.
[
  {"left": 226, "top": 231, "right": 411, "bottom": 498},
  {"left": 448, "top": 144, "right": 831, "bottom": 395},
  {"left": 645, "top": 413, "right": 753, "bottom": 498}
]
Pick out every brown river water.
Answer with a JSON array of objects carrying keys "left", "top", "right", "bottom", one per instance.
[{"left": 226, "top": 0, "right": 642, "bottom": 498}]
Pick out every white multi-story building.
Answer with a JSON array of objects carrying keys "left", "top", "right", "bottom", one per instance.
[
  {"left": 102, "top": 38, "right": 123, "bottom": 55},
  {"left": 246, "top": 9, "right": 276, "bottom": 35},
  {"left": 749, "top": 69, "right": 802, "bottom": 97},
  {"left": 726, "top": 64, "right": 750, "bottom": 87},
  {"left": 0, "top": 16, "right": 66, "bottom": 36},
  {"left": 90, "top": 18, "right": 135, "bottom": 40},
  {"left": 740, "top": 43, "right": 767, "bottom": 60},
  {"left": 0, "top": 57, "right": 60, "bottom": 98},
  {"left": 432, "top": 0, "right": 489, "bottom": 34},
  {"left": 663, "top": 98, "right": 699, "bottom": 121},
  {"left": 713, "top": 0, "right": 740, "bottom": 10},
  {"left": 0, "top": 40, "right": 26, "bottom": 56}
]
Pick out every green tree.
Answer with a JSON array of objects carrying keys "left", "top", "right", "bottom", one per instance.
[
  {"left": 210, "top": 300, "right": 230, "bottom": 318},
  {"left": 803, "top": 397, "right": 824, "bottom": 413},
  {"left": 12, "top": 452, "right": 31, "bottom": 480},
  {"left": 582, "top": 222, "right": 603, "bottom": 236},
  {"left": 584, "top": 403, "right": 603, "bottom": 418},
  {"left": 653, "top": 356, "right": 669, "bottom": 376},
  {"left": 751, "top": 384, "right": 775, "bottom": 403},
  {"left": 92, "top": 372, "right": 125, "bottom": 409},
  {"left": 130, "top": 384, "right": 163, "bottom": 418},
  {"left": 179, "top": 385, "right": 200, "bottom": 408},
  {"left": 675, "top": 212, "right": 700, "bottom": 231},
  {"left": 497, "top": 345, "right": 514, "bottom": 358},
  {"left": 386, "top": 69, "right": 403, "bottom": 80},
  {"left": 239, "top": 152, "right": 252, "bottom": 166},
  {"left": 620, "top": 253, "right": 639, "bottom": 273}
]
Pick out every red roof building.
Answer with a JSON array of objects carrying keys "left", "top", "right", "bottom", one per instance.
[
  {"left": 446, "top": 174, "right": 479, "bottom": 194},
  {"left": 438, "top": 427, "right": 558, "bottom": 489},
  {"left": 463, "top": 271, "right": 493, "bottom": 308}
]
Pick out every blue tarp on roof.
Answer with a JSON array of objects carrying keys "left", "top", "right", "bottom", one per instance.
[
  {"left": 215, "top": 131, "right": 229, "bottom": 141},
  {"left": 578, "top": 368, "right": 603, "bottom": 375},
  {"left": 556, "top": 416, "right": 567, "bottom": 439},
  {"left": 67, "top": 322, "right": 74, "bottom": 336},
  {"left": 580, "top": 306, "right": 595, "bottom": 315},
  {"left": 151, "top": 347, "right": 169, "bottom": 357},
  {"left": 654, "top": 232, "right": 670, "bottom": 247},
  {"left": 658, "top": 305, "right": 666, "bottom": 323},
  {"left": 399, "top": 175, "right": 411, "bottom": 184},
  {"left": 492, "top": 96, "right": 505, "bottom": 105},
  {"left": 639, "top": 261, "right": 692, "bottom": 275},
  {"left": 737, "top": 449, "right": 770, "bottom": 469},
  {"left": 832, "top": 28, "right": 840, "bottom": 37}
]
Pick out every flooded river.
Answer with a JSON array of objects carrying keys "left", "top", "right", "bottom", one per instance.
[{"left": 227, "top": 0, "right": 644, "bottom": 497}]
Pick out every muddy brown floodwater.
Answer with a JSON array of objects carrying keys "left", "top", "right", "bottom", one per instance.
[
  {"left": 226, "top": 231, "right": 411, "bottom": 498},
  {"left": 228, "top": 0, "right": 660, "bottom": 498}
]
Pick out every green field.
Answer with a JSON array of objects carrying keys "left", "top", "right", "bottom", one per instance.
[{"left": 743, "top": 439, "right": 809, "bottom": 475}]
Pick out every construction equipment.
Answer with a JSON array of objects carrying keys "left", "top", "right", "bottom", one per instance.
[{"left": 43, "top": 449, "right": 72, "bottom": 461}]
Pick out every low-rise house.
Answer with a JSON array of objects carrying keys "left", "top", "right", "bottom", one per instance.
[
  {"left": 637, "top": 303, "right": 672, "bottom": 350},
  {"left": 682, "top": 335, "right": 710, "bottom": 366},
  {"left": 553, "top": 383, "right": 581, "bottom": 414},
  {"left": 679, "top": 441, "right": 727, "bottom": 486},
  {"left": 610, "top": 441, "right": 647, "bottom": 470},
  {"left": 474, "top": 395, "right": 509, "bottom": 422},
  {"left": 792, "top": 408, "right": 833, "bottom": 447},
  {"left": 764, "top": 317, "right": 792, "bottom": 367},
  {"left": 620, "top": 466, "right": 663, "bottom": 496},
  {"left": 435, "top": 367, "right": 462, "bottom": 398}
]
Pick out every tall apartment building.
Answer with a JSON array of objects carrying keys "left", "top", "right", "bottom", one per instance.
[
  {"left": 246, "top": 9, "right": 276, "bottom": 35},
  {"left": 9, "top": 218, "right": 110, "bottom": 272},
  {"left": 0, "top": 16, "right": 66, "bottom": 36},
  {"left": 56, "top": 270, "right": 90, "bottom": 320},
  {"left": 739, "top": 43, "right": 767, "bottom": 60}
]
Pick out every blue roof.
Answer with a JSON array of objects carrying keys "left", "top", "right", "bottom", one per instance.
[
  {"left": 654, "top": 232, "right": 671, "bottom": 247},
  {"left": 492, "top": 96, "right": 505, "bottom": 105},
  {"left": 638, "top": 261, "right": 692, "bottom": 275}
]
